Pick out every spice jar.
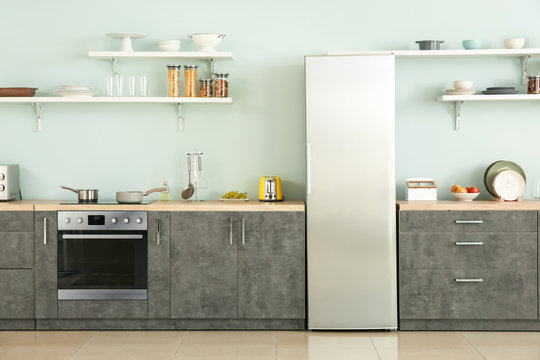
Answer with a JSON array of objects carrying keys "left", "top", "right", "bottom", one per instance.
[
  {"left": 199, "top": 79, "right": 213, "bottom": 97},
  {"left": 215, "top": 73, "right": 229, "bottom": 98},
  {"left": 167, "top": 65, "right": 181, "bottom": 97},
  {"left": 184, "top": 65, "right": 198, "bottom": 97},
  {"left": 528, "top": 76, "right": 540, "bottom": 94}
]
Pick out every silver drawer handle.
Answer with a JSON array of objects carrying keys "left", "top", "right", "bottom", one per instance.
[
  {"left": 241, "top": 218, "right": 246, "bottom": 245},
  {"left": 455, "top": 220, "right": 484, "bottom": 224},
  {"left": 157, "top": 218, "right": 161, "bottom": 245},
  {"left": 43, "top": 218, "right": 47, "bottom": 245},
  {"left": 455, "top": 242, "right": 484, "bottom": 246},
  {"left": 455, "top": 278, "right": 484, "bottom": 282},
  {"left": 229, "top": 218, "right": 233, "bottom": 245}
]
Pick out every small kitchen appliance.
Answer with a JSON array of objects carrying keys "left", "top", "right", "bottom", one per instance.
[
  {"left": 259, "top": 176, "right": 283, "bottom": 201},
  {"left": 0, "top": 164, "right": 20, "bottom": 201}
]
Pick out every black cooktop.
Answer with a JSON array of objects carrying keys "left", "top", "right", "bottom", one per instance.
[{"left": 59, "top": 200, "right": 156, "bottom": 205}]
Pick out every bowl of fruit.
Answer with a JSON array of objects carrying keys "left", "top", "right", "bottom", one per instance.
[{"left": 451, "top": 185, "right": 480, "bottom": 201}]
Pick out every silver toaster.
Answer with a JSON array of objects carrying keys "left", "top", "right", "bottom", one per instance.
[{"left": 0, "top": 165, "right": 20, "bottom": 201}]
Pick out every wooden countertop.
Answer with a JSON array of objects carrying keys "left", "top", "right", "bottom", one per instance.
[
  {"left": 397, "top": 200, "right": 540, "bottom": 211},
  {"left": 0, "top": 200, "right": 305, "bottom": 212}
]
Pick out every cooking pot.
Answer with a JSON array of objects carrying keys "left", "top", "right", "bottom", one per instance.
[
  {"left": 60, "top": 185, "right": 98, "bottom": 202},
  {"left": 116, "top": 187, "right": 167, "bottom": 204}
]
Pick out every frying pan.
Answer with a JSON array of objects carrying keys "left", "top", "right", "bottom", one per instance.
[
  {"left": 60, "top": 185, "right": 98, "bottom": 202},
  {"left": 116, "top": 187, "right": 167, "bottom": 204}
]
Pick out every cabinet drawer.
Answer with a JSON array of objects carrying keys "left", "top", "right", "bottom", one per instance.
[
  {"left": 0, "top": 211, "right": 33, "bottom": 232},
  {"left": 0, "top": 269, "right": 33, "bottom": 318},
  {"left": 400, "top": 269, "right": 537, "bottom": 320},
  {"left": 58, "top": 301, "right": 147, "bottom": 319},
  {"left": 0, "top": 232, "right": 33, "bottom": 268},
  {"left": 399, "top": 232, "right": 537, "bottom": 269},
  {"left": 400, "top": 211, "right": 536, "bottom": 233}
]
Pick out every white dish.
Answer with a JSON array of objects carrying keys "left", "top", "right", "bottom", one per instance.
[
  {"left": 106, "top": 33, "right": 147, "bottom": 52},
  {"left": 452, "top": 192, "right": 480, "bottom": 201},
  {"left": 504, "top": 38, "right": 525, "bottom": 49},
  {"left": 188, "top": 33, "right": 225, "bottom": 52},
  {"left": 446, "top": 89, "right": 476, "bottom": 95},
  {"left": 159, "top": 43, "right": 180, "bottom": 52},
  {"left": 55, "top": 93, "right": 96, "bottom": 97},
  {"left": 492, "top": 169, "right": 525, "bottom": 201},
  {"left": 453, "top": 80, "right": 474, "bottom": 90}
]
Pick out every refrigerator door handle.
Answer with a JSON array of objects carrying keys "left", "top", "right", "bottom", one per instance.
[{"left": 306, "top": 142, "right": 311, "bottom": 195}]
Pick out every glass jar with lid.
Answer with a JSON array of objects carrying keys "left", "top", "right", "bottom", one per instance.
[
  {"left": 184, "top": 65, "right": 198, "bottom": 97},
  {"left": 167, "top": 65, "right": 181, "bottom": 97},
  {"left": 528, "top": 76, "right": 540, "bottom": 94},
  {"left": 215, "top": 73, "right": 229, "bottom": 98},
  {"left": 199, "top": 79, "right": 213, "bottom": 97}
]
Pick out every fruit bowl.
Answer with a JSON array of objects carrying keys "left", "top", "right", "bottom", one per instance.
[{"left": 453, "top": 192, "right": 480, "bottom": 201}]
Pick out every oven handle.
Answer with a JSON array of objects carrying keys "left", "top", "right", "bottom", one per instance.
[{"left": 61, "top": 234, "right": 144, "bottom": 240}]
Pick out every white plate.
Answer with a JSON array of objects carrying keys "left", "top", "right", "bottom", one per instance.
[
  {"left": 446, "top": 89, "right": 476, "bottom": 95},
  {"left": 60, "top": 85, "right": 93, "bottom": 90},
  {"left": 54, "top": 92, "right": 96, "bottom": 97},
  {"left": 492, "top": 169, "right": 525, "bottom": 201}
]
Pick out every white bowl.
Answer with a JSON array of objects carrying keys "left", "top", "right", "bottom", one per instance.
[
  {"left": 189, "top": 33, "right": 225, "bottom": 52},
  {"left": 453, "top": 80, "right": 474, "bottom": 90},
  {"left": 452, "top": 192, "right": 480, "bottom": 201},
  {"left": 159, "top": 43, "right": 180, "bottom": 52},
  {"left": 504, "top": 38, "right": 525, "bottom": 49},
  {"left": 160, "top": 40, "right": 180, "bottom": 45}
]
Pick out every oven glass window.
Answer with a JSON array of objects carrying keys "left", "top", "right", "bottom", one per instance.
[{"left": 58, "top": 234, "right": 147, "bottom": 290}]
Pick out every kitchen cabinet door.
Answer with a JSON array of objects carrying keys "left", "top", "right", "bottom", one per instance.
[
  {"left": 170, "top": 212, "right": 238, "bottom": 318},
  {"left": 0, "top": 269, "right": 33, "bottom": 318},
  {"left": 147, "top": 212, "right": 170, "bottom": 318},
  {"left": 0, "top": 211, "right": 33, "bottom": 269},
  {"left": 237, "top": 211, "right": 305, "bottom": 319},
  {"left": 34, "top": 211, "right": 58, "bottom": 319}
]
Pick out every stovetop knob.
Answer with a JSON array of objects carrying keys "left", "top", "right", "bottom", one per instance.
[
  {"left": 136, "top": 218, "right": 142, "bottom": 224},
  {"left": 64, "top": 218, "right": 71, "bottom": 224},
  {"left": 111, "top": 218, "right": 117, "bottom": 224},
  {"left": 0, "top": 173, "right": 4, "bottom": 180},
  {"left": 123, "top": 218, "right": 130, "bottom": 224},
  {"left": 76, "top": 218, "right": 83, "bottom": 224}
]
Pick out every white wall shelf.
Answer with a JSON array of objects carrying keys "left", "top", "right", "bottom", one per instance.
[
  {"left": 437, "top": 94, "right": 540, "bottom": 130},
  {"left": 0, "top": 97, "right": 232, "bottom": 132},
  {"left": 328, "top": 49, "right": 540, "bottom": 57}
]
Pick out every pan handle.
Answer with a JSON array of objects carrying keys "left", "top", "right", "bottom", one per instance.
[
  {"left": 60, "top": 185, "right": 79, "bottom": 194},
  {"left": 143, "top": 187, "right": 168, "bottom": 196}
]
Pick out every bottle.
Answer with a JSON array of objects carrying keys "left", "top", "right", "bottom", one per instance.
[
  {"left": 215, "top": 73, "right": 229, "bottom": 97},
  {"left": 184, "top": 65, "right": 198, "bottom": 97},
  {"left": 167, "top": 65, "right": 181, "bottom": 97},
  {"left": 160, "top": 181, "right": 170, "bottom": 200}
]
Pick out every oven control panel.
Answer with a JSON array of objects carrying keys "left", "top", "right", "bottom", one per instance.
[{"left": 58, "top": 211, "right": 148, "bottom": 231}]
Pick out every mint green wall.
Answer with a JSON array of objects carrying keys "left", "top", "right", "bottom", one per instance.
[{"left": 2, "top": 0, "right": 540, "bottom": 201}]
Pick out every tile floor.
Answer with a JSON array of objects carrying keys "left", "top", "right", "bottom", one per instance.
[{"left": 0, "top": 330, "right": 539, "bottom": 359}]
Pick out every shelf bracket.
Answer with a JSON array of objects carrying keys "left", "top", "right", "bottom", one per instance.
[
  {"left": 209, "top": 58, "right": 215, "bottom": 77},
  {"left": 177, "top": 103, "right": 183, "bottom": 132},
  {"left": 112, "top": 57, "right": 120, "bottom": 78},
  {"left": 521, "top": 55, "right": 531, "bottom": 85},
  {"left": 33, "top": 102, "right": 43, "bottom": 133},
  {"left": 454, "top": 101, "right": 463, "bottom": 131}
]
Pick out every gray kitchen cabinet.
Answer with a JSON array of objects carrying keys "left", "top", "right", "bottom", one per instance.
[
  {"left": 237, "top": 211, "right": 305, "bottom": 318},
  {"left": 147, "top": 212, "right": 171, "bottom": 318},
  {"left": 170, "top": 211, "right": 305, "bottom": 320},
  {"left": 34, "top": 211, "right": 58, "bottom": 319},
  {"left": 398, "top": 210, "right": 538, "bottom": 329},
  {"left": 0, "top": 211, "right": 34, "bottom": 319},
  {"left": 170, "top": 211, "right": 238, "bottom": 318}
]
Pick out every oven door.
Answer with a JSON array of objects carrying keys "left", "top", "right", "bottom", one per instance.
[{"left": 57, "top": 231, "right": 148, "bottom": 300}]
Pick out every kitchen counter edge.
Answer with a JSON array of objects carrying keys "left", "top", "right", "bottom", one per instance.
[
  {"left": 0, "top": 200, "right": 305, "bottom": 212},
  {"left": 397, "top": 200, "right": 540, "bottom": 211}
]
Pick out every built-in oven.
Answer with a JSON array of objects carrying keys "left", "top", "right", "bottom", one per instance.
[{"left": 57, "top": 211, "right": 148, "bottom": 300}]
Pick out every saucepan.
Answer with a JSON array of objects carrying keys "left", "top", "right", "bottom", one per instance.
[
  {"left": 116, "top": 187, "right": 167, "bottom": 204},
  {"left": 60, "top": 185, "right": 98, "bottom": 202}
]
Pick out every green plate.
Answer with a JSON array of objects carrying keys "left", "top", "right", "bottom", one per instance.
[{"left": 484, "top": 160, "right": 526, "bottom": 197}]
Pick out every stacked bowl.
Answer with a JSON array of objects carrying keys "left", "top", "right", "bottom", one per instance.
[
  {"left": 446, "top": 80, "right": 475, "bottom": 95},
  {"left": 159, "top": 40, "right": 180, "bottom": 52}
]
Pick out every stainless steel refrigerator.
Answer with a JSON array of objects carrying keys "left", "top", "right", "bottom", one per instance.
[{"left": 305, "top": 55, "right": 397, "bottom": 329}]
